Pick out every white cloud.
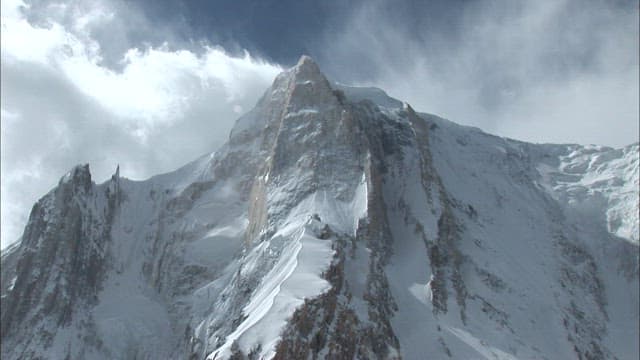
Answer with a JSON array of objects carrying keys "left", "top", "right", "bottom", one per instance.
[
  {"left": 320, "top": 0, "right": 639, "bottom": 147},
  {"left": 0, "top": 0, "right": 282, "bottom": 249}
]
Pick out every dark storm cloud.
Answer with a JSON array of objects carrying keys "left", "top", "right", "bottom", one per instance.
[{"left": 125, "top": 0, "right": 350, "bottom": 65}]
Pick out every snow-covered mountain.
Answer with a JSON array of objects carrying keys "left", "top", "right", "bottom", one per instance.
[{"left": 1, "top": 56, "right": 638, "bottom": 360}]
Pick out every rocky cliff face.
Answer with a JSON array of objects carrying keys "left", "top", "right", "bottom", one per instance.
[
  {"left": 1, "top": 165, "right": 119, "bottom": 358},
  {"left": 1, "top": 56, "right": 638, "bottom": 360}
]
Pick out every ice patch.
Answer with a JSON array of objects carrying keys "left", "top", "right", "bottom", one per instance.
[
  {"left": 408, "top": 282, "right": 430, "bottom": 306},
  {"left": 7, "top": 276, "right": 17, "bottom": 291},
  {"left": 446, "top": 327, "right": 519, "bottom": 360},
  {"left": 284, "top": 108, "right": 319, "bottom": 119}
]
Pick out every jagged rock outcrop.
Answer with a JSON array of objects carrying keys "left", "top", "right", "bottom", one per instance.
[
  {"left": 1, "top": 56, "right": 638, "bottom": 360},
  {"left": 1, "top": 165, "right": 120, "bottom": 358}
]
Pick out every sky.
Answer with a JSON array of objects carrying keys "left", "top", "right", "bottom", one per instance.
[{"left": 1, "top": 0, "right": 638, "bottom": 249}]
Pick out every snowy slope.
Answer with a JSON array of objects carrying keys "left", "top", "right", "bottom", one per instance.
[{"left": 1, "top": 56, "right": 638, "bottom": 360}]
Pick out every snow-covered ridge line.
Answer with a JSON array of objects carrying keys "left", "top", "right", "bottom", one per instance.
[
  {"left": 209, "top": 172, "right": 369, "bottom": 359},
  {"left": 208, "top": 219, "right": 336, "bottom": 359}
]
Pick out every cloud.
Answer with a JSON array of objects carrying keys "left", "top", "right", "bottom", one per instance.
[
  {"left": 319, "top": 0, "right": 639, "bottom": 147},
  {"left": 0, "top": 0, "right": 281, "bottom": 249}
]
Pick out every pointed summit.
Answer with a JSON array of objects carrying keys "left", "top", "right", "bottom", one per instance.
[
  {"left": 282, "top": 55, "right": 338, "bottom": 114},
  {"left": 59, "top": 164, "right": 91, "bottom": 187},
  {"left": 109, "top": 164, "right": 121, "bottom": 199},
  {"left": 296, "top": 54, "right": 315, "bottom": 66},
  {"left": 110, "top": 164, "right": 121, "bottom": 185},
  {"left": 53, "top": 163, "right": 93, "bottom": 194},
  {"left": 290, "top": 55, "right": 328, "bottom": 84},
  {"left": 228, "top": 55, "right": 337, "bottom": 141},
  {"left": 295, "top": 55, "right": 319, "bottom": 72}
]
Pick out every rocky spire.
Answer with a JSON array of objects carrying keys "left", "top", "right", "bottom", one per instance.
[
  {"left": 283, "top": 55, "right": 338, "bottom": 113},
  {"left": 292, "top": 55, "right": 324, "bottom": 82},
  {"left": 58, "top": 164, "right": 92, "bottom": 192},
  {"left": 109, "top": 164, "right": 121, "bottom": 204},
  {"left": 111, "top": 164, "right": 120, "bottom": 182},
  {"left": 228, "top": 55, "right": 339, "bottom": 142}
]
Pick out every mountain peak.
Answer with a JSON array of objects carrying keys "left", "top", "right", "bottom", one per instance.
[
  {"left": 296, "top": 54, "right": 316, "bottom": 67},
  {"left": 295, "top": 55, "right": 321, "bottom": 75},
  {"left": 291, "top": 55, "right": 326, "bottom": 84},
  {"left": 59, "top": 163, "right": 91, "bottom": 187}
]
